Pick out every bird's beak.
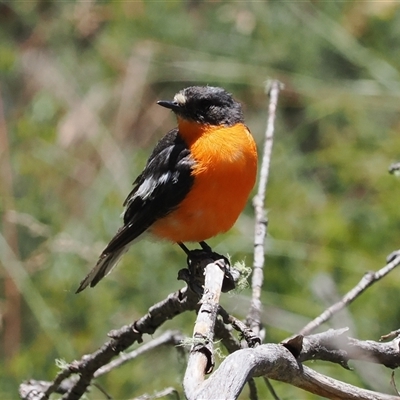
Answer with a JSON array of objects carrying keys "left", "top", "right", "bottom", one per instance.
[{"left": 157, "top": 100, "right": 181, "bottom": 112}]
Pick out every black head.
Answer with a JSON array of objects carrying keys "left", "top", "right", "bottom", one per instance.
[{"left": 157, "top": 86, "right": 244, "bottom": 126}]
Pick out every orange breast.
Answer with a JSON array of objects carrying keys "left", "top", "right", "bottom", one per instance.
[{"left": 150, "top": 120, "right": 258, "bottom": 242}]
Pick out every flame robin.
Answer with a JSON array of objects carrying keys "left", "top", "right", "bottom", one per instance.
[{"left": 76, "top": 86, "right": 258, "bottom": 292}]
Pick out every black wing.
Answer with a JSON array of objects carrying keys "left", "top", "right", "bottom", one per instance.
[{"left": 102, "top": 128, "right": 195, "bottom": 254}]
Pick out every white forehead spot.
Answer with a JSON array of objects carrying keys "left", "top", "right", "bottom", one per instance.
[{"left": 174, "top": 92, "right": 187, "bottom": 105}]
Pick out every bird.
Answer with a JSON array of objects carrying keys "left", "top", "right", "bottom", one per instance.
[{"left": 76, "top": 86, "right": 258, "bottom": 293}]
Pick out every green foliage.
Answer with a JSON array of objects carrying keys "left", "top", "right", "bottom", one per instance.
[{"left": 1, "top": 1, "right": 400, "bottom": 399}]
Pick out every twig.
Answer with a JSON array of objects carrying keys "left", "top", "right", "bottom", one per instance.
[
  {"left": 263, "top": 377, "right": 281, "bottom": 400},
  {"left": 214, "top": 317, "right": 241, "bottom": 354},
  {"left": 133, "top": 386, "right": 180, "bottom": 400},
  {"left": 381, "top": 329, "right": 400, "bottom": 341},
  {"left": 219, "top": 307, "right": 261, "bottom": 348},
  {"left": 390, "top": 372, "right": 400, "bottom": 397},
  {"left": 216, "top": 309, "right": 263, "bottom": 399},
  {"left": 18, "top": 378, "right": 77, "bottom": 399},
  {"left": 91, "top": 383, "right": 112, "bottom": 400},
  {"left": 283, "top": 328, "right": 400, "bottom": 369},
  {"left": 248, "top": 378, "right": 258, "bottom": 400},
  {"left": 247, "top": 80, "right": 282, "bottom": 336},
  {"left": 95, "top": 330, "right": 185, "bottom": 378},
  {"left": 299, "top": 252, "right": 400, "bottom": 336}
]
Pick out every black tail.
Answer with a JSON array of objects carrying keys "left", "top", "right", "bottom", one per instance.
[{"left": 76, "top": 245, "right": 129, "bottom": 293}]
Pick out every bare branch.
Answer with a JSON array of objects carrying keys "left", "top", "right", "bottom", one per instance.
[
  {"left": 219, "top": 307, "right": 261, "bottom": 348},
  {"left": 381, "top": 329, "right": 400, "bottom": 341},
  {"left": 263, "top": 377, "right": 281, "bottom": 400},
  {"left": 248, "top": 378, "right": 258, "bottom": 400},
  {"left": 390, "top": 371, "right": 400, "bottom": 397},
  {"left": 299, "top": 252, "right": 400, "bottom": 336},
  {"left": 183, "top": 259, "right": 226, "bottom": 399},
  {"left": 214, "top": 317, "right": 241, "bottom": 354},
  {"left": 19, "top": 378, "right": 77, "bottom": 399},
  {"left": 288, "top": 328, "right": 400, "bottom": 369},
  {"left": 133, "top": 386, "right": 180, "bottom": 400},
  {"left": 192, "top": 344, "right": 398, "bottom": 400},
  {"left": 95, "top": 330, "right": 185, "bottom": 378},
  {"left": 247, "top": 80, "right": 282, "bottom": 336}
]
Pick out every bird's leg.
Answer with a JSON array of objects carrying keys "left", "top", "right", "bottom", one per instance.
[
  {"left": 178, "top": 241, "right": 231, "bottom": 269},
  {"left": 178, "top": 242, "right": 191, "bottom": 255},
  {"left": 199, "top": 241, "right": 212, "bottom": 252}
]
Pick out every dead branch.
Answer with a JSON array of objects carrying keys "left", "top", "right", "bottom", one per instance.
[
  {"left": 219, "top": 307, "right": 261, "bottom": 348},
  {"left": 183, "top": 259, "right": 226, "bottom": 399},
  {"left": 214, "top": 317, "right": 241, "bottom": 354},
  {"left": 189, "top": 343, "right": 398, "bottom": 400},
  {"left": 133, "top": 386, "right": 180, "bottom": 400},
  {"left": 282, "top": 328, "right": 400, "bottom": 369},
  {"left": 247, "top": 80, "right": 282, "bottom": 337},
  {"left": 299, "top": 252, "right": 400, "bottom": 336},
  {"left": 95, "top": 330, "right": 185, "bottom": 378}
]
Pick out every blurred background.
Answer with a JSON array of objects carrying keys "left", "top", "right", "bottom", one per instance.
[{"left": 1, "top": 1, "right": 400, "bottom": 399}]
